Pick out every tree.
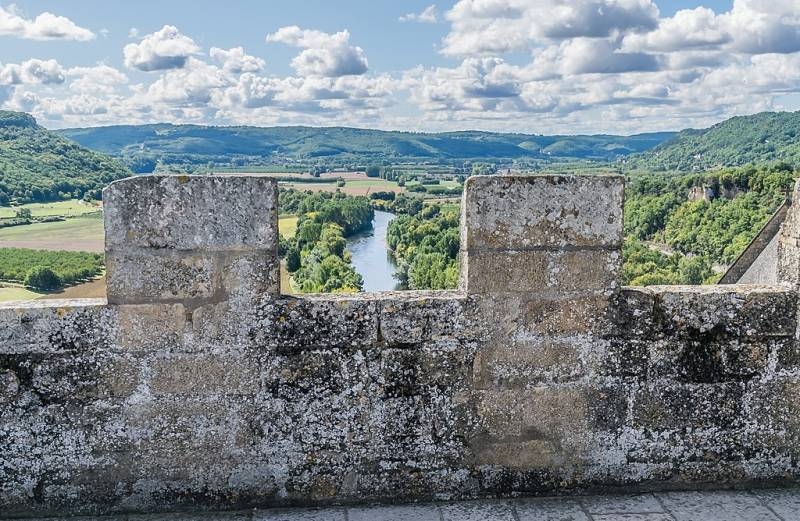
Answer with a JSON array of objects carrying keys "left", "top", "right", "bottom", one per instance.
[
  {"left": 286, "top": 248, "right": 301, "bottom": 272},
  {"left": 25, "top": 266, "right": 61, "bottom": 290},
  {"left": 365, "top": 165, "right": 380, "bottom": 178},
  {"left": 14, "top": 208, "right": 31, "bottom": 220}
]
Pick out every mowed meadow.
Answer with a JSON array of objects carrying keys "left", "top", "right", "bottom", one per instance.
[{"left": 0, "top": 215, "right": 104, "bottom": 252}]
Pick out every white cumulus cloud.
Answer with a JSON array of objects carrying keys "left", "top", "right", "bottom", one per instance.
[
  {"left": 267, "top": 26, "right": 368, "bottom": 77},
  {"left": 67, "top": 65, "right": 128, "bottom": 94},
  {"left": 442, "top": 0, "right": 659, "bottom": 56},
  {"left": 399, "top": 5, "right": 438, "bottom": 23},
  {"left": 145, "top": 58, "right": 230, "bottom": 106},
  {"left": 210, "top": 47, "right": 265, "bottom": 74},
  {"left": 123, "top": 25, "right": 200, "bottom": 72},
  {"left": 623, "top": 0, "right": 800, "bottom": 55},
  {"left": 0, "top": 5, "right": 94, "bottom": 41},
  {"left": 0, "top": 59, "right": 65, "bottom": 85}
]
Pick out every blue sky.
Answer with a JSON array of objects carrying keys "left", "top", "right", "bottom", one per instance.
[{"left": 1, "top": 0, "right": 798, "bottom": 134}]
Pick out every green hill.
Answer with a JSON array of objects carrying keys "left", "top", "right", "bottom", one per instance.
[
  {"left": 58, "top": 123, "right": 675, "bottom": 172},
  {"left": 628, "top": 111, "right": 800, "bottom": 171},
  {"left": 0, "top": 111, "right": 131, "bottom": 204}
]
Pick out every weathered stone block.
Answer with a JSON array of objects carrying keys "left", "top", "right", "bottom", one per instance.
[
  {"left": 585, "top": 380, "right": 631, "bottom": 432},
  {"left": 0, "top": 351, "right": 139, "bottom": 403},
  {"left": 738, "top": 289, "right": 798, "bottom": 336},
  {"left": 378, "top": 342, "right": 475, "bottom": 396},
  {"left": 473, "top": 439, "right": 564, "bottom": 468},
  {"left": 220, "top": 251, "right": 280, "bottom": 303},
  {"left": 604, "top": 288, "right": 657, "bottom": 339},
  {"left": 588, "top": 338, "right": 649, "bottom": 377},
  {"left": 776, "top": 338, "right": 800, "bottom": 371},
  {"left": 472, "top": 387, "right": 590, "bottom": 470},
  {"left": 473, "top": 387, "right": 588, "bottom": 442},
  {"left": 779, "top": 180, "right": 800, "bottom": 238},
  {"left": 106, "top": 250, "right": 278, "bottom": 306},
  {"left": 632, "top": 381, "right": 746, "bottom": 430},
  {"left": 648, "top": 337, "right": 782, "bottom": 382},
  {"left": 547, "top": 250, "right": 621, "bottom": 293},
  {"left": 366, "top": 392, "right": 468, "bottom": 448},
  {"left": 148, "top": 353, "right": 259, "bottom": 395},
  {"left": 121, "top": 394, "right": 260, "bottom": 454},
  {"left": 104, "top": 175, "right": 279, "bottom": 305},
  {"left": 474, "top": 340, "right": 585, "bottom": 389},
  {"left": 113, "top": 303, "right": 188, "bottom": 352},
  {"left": 260, "top": 349, "right": 370, "bottom": 400},
  {"left": 0, "top": 302, "right": 112, "bottom": 354},
  {"left": 744, "top": 376, "right": 800, "bottom": 449},
  {"left": 0, "top": 368, "right": 19, "bottom": 403},
  {"left": 106, "top": 250, "right": 218, "bottom": 304},
  {"left": 778, "top": 234, "right": 800, "bottom": 286},
  {"left": 464, "top": 249, "right": 619, "bottom": 295},
  {"left": 462, "top": 251, "right": 549, "bottom": 294},
  {"left": 521, "top": 295, "right": 612, "bottom": 336},
  {"left": 252, "top": 296, "right": 379, "bottom": 353},
  {"left": 462, "top": 175, "right": 624, "bottom": 251},
  {"left": 104, "top": 175, "right": 278, "bottom": 251},
  {"left": 653, "top": 286, "right": 797, "bottom": 338},
  {"left": 379, "top": 292, "right": 471, "bottom": 345}
]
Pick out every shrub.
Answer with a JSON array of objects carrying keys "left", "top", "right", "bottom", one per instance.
[{"left": 24, "top": 266, "right": 61, "bottom": 290}]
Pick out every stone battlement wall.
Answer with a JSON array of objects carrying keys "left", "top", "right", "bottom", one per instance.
[{"left": 2, "top": 175, "right": 800, "bottom": 518}]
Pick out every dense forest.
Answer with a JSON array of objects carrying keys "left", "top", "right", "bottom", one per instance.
[
  {"left": 280, "top": 189, "right": 374, "bottom": 293},
  {"left": 628, "top": 112, "right": 800, "bottom": 171},
  {"left": 0, "top": 111, "right": 131, "bottom": 204},
  {"left": 59, "top": 123, "right": 674, "bottom": 170},
  {"left": 622, "top": 163, "right": 794, "bottom": 284},
  {"left": 386, "top": 204, "right": 460, "bottom": 290}
]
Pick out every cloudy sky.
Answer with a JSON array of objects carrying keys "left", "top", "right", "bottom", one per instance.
[{"left": 1, "top": 0, "right": 799, "bottom": 134}]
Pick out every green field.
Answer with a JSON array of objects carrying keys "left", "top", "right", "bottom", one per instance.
[
  {"left": 282, "top": 177, "right": 404, "bottom": 196},
  {"left": 340, "top": 179, "right": 400, "bottom": 189},
  {"left": 437, "top": 203, "right": 461, "bottom": 213},
  {"left": 0, "top": 200, "right": 101, "bottom": 219},
  {"left": 0, "top": 216, "right": 104, "bottom": 252},
  {"left": 279, "top": 216, "right": 299, "bottom": 238},
  {"left": 0, "top": 286, "right": 43, "bottom": 302}
]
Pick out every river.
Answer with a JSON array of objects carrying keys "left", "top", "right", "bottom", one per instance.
[{"left": 347, "top": 210, "right": 401, "bottom": 291}]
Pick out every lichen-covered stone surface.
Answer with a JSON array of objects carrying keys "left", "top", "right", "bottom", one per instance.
[
  {"left": 104, "top": 175, "right": 279, "bottom": 306},
  {"left": 3, "top": 175, "right": 800, "bottom": 518}
]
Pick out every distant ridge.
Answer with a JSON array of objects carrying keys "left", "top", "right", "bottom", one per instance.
[
  {"left": 628, "top": 111, "right": 800, "bottom": 171},
  {"left": 57, "top": 123, "right": 675, "bottom": 172},
  {"left": 0, "top": 111, "right": 131, "bottom": 204}
]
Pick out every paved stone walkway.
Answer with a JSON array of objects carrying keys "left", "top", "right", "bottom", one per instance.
[{"left": 27, "top": 488, "right": 800, "bottom": 520}]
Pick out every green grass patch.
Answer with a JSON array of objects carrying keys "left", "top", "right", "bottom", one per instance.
[
  {"left": 437, "top": 203, "right": 461, "bottom": 213},
  {"left": 341, "top": 179, "right": 398, "bottom": 188},
  {"left": 0, "top": 286, "right": 43, "bottom": 302},
  {"left": 0, "top": 200, "right": 101, "bottom": 219},
  {"left": 279, "top": 216, "right": 299, "bottom": 239},
  {"left": 0, "top": 215, "right": 105, "bottom": 252}
]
